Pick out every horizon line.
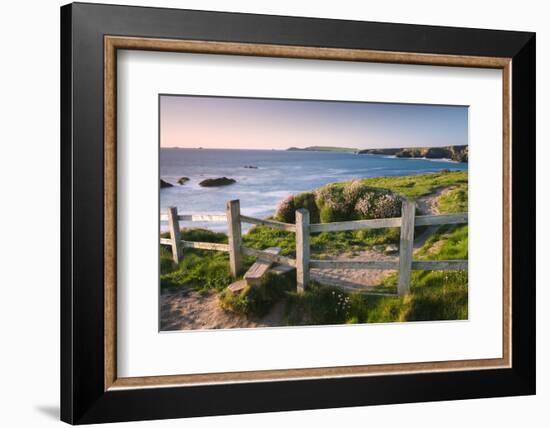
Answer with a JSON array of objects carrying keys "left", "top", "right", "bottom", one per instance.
[{"left": 160, "top": 144, "right": 468, "bottom": 150}]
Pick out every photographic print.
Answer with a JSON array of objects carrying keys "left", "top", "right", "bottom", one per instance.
[{"left": 159, "top": 95, "right": 469, "bottom": 331}]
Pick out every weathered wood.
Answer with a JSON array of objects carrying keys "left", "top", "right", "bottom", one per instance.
[
  {"left": 310, "top": 260, "right": 399, "bottom": 270},
  {"left": 240, "top": 215, "right": 296, "bottom": 232},
  {"left": 167, "top": 206, "right": 183, "bottom": 264},
  {"left": 244, "top": 247, "right": 281, "bottom": 285},
  {"left": 412, "top": 260, "right": 468, "bottom": 270},
  {"left": 160, "top": 213, "right": 227, "bottom": 222},
  {"left": 181, "top": 241, "right": 230, "bottom": 252},
  {"left": 162, "top": 212, "right": 468, "bottom": 227},
  {"left": 227, "top": 279, "right": 248, "bottom": 294},
  {"left": 226, "top": 200, "right": 242, "bottom": 278},
  {"left": 310, "top": 217, "right": 401, "bottom": 233},
  {"left": 179, "top": 213, "right": 227, "bottom": 222},
  {"left": 270, "top": 264, "right": 296, "bottom": 276},
  {"left": 295, "top": 209, "right": 310, "bottom": 293},
  {"left": 397, "top": 200, "right": 416, "bottom": 296},
  {"left": 310, "top": 274, "right": 398, "bottom": 297},
  {"left": 241, "top": 247, "right": 296, "bottom": 267},
  {"left": 415, "top": 213, "right": 468, "bottom": 226},
  {"left": 159, "top": 238, "right": 172, "bottom": 246}
]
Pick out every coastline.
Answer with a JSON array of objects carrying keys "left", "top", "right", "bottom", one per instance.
[{"left": 160, "top": 150, "right": 467, "bottom": 232}]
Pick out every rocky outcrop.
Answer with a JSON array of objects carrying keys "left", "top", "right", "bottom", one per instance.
[
  {"left": 199, "top": 177, "right": 236, "bottom": 187},
  {"left": 160, "top": 179, "right": 173, "bottom": 188},
  {"left": 177, "top": 176, "right": 190, "bottom": 185},
  {"left": 358, "top": 145, "right": 468, "bottom": 163}
]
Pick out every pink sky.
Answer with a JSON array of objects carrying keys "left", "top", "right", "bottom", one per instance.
[{"left": 160, "top": 95, "right": 468, "bottom": 150}]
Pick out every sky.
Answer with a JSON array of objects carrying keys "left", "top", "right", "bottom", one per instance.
[{"left": 160, "top": 95, "right": 468, "bottom": 150}]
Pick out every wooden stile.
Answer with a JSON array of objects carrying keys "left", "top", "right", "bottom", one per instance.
[
  {"left": 296, "top": 209, "right": 310, "bottom": 293},
  {"left": 397, "top": 200, "right": 416, "bottom": 296},
  {"left": 161, "top": 199, "right": 468, "bottom": 296},
  {"left": 226, "top": 200, "right": 242, "bottom": 278},
  {"left": 167, "top": 206, "right": 183, "bottom": 264},
  {"left": 241, "top": 247, "right": 296, "bottom": 267},
  {"left": 244, "top": 247, "right": 281, "bottom": 285}
]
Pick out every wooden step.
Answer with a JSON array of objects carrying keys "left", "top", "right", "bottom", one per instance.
[
  {"left": 270, "top": 264, "right": 296, "bottom": 276},
  {"left": 243, "top": 247, "right": 280, "bottom": 285},
  {"left": 227, "top": 279, "right": 248, "bottom": 294}
]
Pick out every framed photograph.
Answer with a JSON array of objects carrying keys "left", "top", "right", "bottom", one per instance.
[{"left": 61, "top": 2, "right": 535, "bottom": 424}]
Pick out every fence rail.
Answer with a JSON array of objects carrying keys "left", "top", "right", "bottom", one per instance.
[
  {"left": 160, "top": 213, "right": 227, "bottom": 222},
  {"left": 160, "top": 199, "right": 468, "bottom": 296},
  {"left": 240, "top": 215, "right": 297, "bottom": 232}
]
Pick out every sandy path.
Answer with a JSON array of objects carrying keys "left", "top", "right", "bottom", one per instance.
[
  {"left": 160, "top": 289, "right": 287, "bottom": 331},
  {"left": 310, "top": 250, "right": 398, "bottom": 292},
  {"left": 310, "top": 187, "right": 450, "bottom": 290}
]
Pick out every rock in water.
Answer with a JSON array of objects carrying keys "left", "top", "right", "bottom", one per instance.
[
  {"left": 177, "top": 176, "right": 190, "bottom": 185},
  {"left": 160, "top": 179, "right": 173, "bottom": 188},
  {"left": 199, "top": 177, "right": 236, "bottom": 187}
]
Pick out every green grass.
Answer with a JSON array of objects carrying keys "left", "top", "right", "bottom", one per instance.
[
  {"left": 437, "top": 185, "right": 468, "bottom": 213},
  {"left": 242, "top": 225, "right": 400, "bottom": 259},
  {"left": 366, "top": 224, "right": 469, "bottom": 322},
  {"left": 360, "top": 170, "right": 468, "bottom": 198},
  {"left": 242, "top": 226, "right": 296, "bottom": 256},
  {"left": 415, "top": 224, "right": 468, "bottom": 260},
  {"left": 160, "top": 228, "right": 253, "bottom": 293}
]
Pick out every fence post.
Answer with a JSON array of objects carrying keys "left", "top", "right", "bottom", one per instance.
[
  {"left": 398, "top": 199, "right": 416, "bottom": 296},
  {"left": 295, "top": 208, "right": 310, "bottom": 293},
  {"left": 226, "top": 199, "right": 242, "bottom": 278},
  {"left": 167, "top": 206, "right": 183, "bottom": 264}
]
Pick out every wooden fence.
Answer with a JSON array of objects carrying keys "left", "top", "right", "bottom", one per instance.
[{"left": 160, "top": 199, "right": 468, "bottom": 296}]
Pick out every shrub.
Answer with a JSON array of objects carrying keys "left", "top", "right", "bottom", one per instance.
[
  {"left": 342, "top": 179, "right": 369, "bottom": 206},
  {"left": 315, "top": 184, "right": 350, "bottom": 222},
  {"left": 354, "top": 191, "right": 401, "bottom": 219},
  {"left": 274, "top": 195, "right": 296, "bottom": 223},
  {"left": 220, "top": 271, "right": 296, "bottom": 317},
  {"left": 181, "top": 228, "right": 227, "bottom": 243},
  {"left": 275, "top": 192, "right": 320, "bottom": 223},
  {"left": 275, "top": 181, "right": 403, "bottom": 225},
  {"left": 293, "top": 192, "right": 320, "bottom": 223}
]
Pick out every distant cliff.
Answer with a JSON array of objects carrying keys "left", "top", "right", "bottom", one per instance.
[{"left": 358, "top": 145, "right": 468, "bottom": 163}]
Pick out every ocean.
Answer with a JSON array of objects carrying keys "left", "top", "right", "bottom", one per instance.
[{"left": 160, "top": 148, "right": 467, "bottom": 231}]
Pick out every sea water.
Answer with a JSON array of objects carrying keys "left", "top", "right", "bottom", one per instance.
[{"left": 160, "top": 148, "right": 467, "bottom": 231}]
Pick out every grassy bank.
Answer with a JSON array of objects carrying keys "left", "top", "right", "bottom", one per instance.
[{"left": 160, "top": 170, "right": 468, "bottom": 325}]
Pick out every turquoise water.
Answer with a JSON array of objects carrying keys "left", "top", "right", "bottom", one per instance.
[{"left": 160, "top": 148, "right": 467, "bottom": 231}]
